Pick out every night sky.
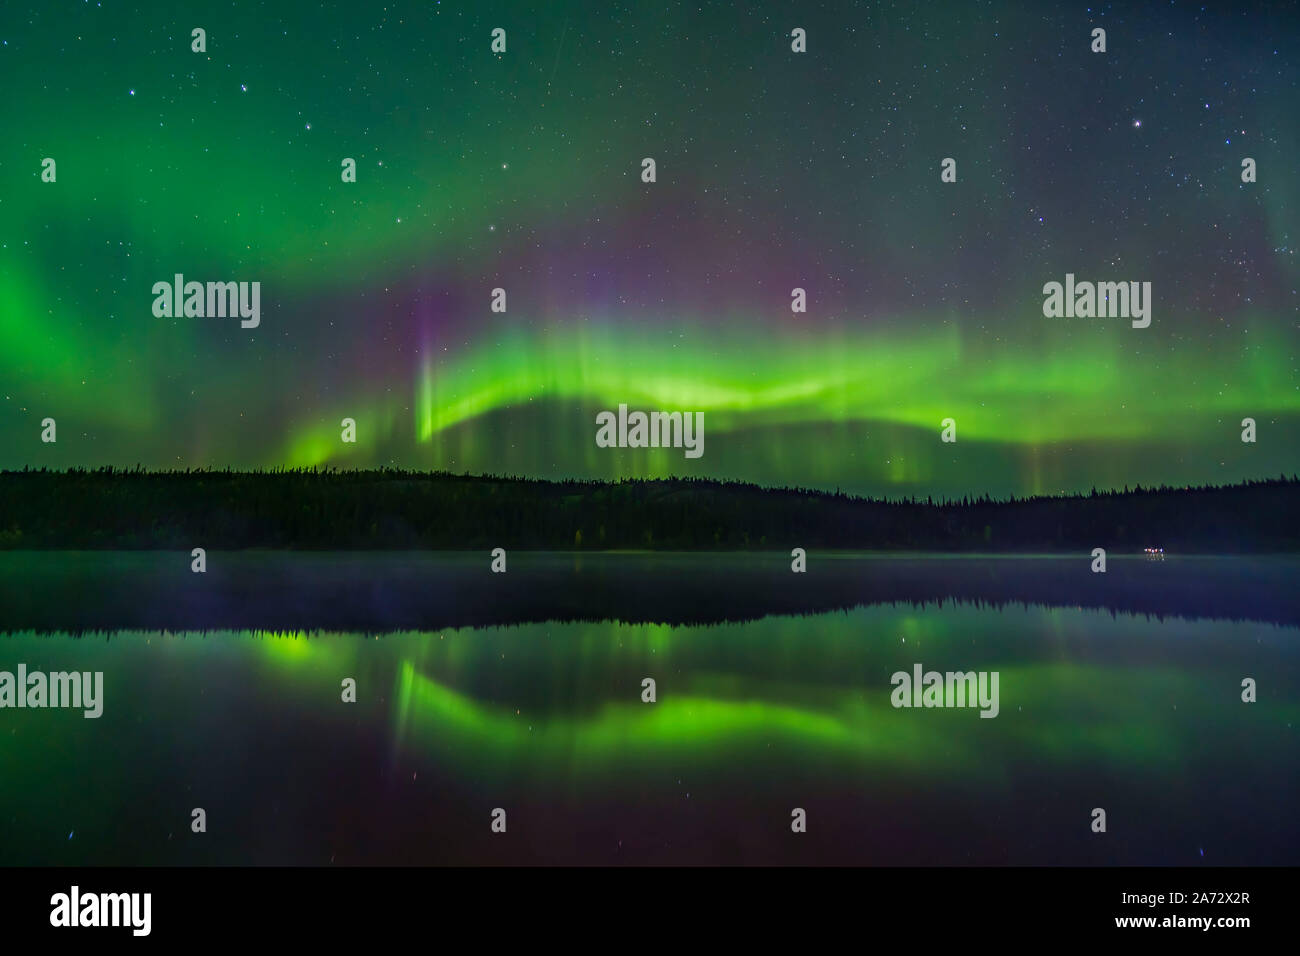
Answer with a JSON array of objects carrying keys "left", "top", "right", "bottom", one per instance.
[{"left": 2, "top": 0, "right": 1296, "bottom": 496}]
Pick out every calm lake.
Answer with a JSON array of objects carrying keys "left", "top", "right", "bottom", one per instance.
[{"left": 1, "top": 552, "right": 1296, "bottom": 865}]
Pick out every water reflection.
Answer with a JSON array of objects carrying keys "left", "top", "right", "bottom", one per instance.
[
  {"left": 2, "top": 552, "right": 1298, "bottom": 631},
  {"left": 2, "top": 595, "right": 1296, "bottom": 865}
]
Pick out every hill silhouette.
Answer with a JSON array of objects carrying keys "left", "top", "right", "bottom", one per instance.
[{"left": 1, "top": 467, "right": 1297, "bottom": 552}]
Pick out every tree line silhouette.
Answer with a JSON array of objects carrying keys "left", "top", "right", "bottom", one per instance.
[{"left": 0, "top": 467, "right": 1297, "bottom": 551}]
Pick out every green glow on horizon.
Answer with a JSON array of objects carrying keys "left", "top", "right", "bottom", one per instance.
[{"left": 273, "top": 317, "right": 1299, "bottom": 483}]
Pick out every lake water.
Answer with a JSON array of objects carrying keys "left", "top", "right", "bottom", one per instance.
[{"left": 1, "top": 552, "right": 1296, "bottom": 865}]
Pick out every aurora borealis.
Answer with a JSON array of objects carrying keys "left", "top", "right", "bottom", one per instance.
[{"left": 2, "top": 1, "right": 1296, "bottom": 496}]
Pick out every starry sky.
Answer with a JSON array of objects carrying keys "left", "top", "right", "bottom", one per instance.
[{"left": 1, "top": 0, "right": 1296, "bottom": 496}]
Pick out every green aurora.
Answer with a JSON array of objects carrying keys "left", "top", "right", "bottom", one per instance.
[{"left": 1, "top": 1, "right": 1296, "bottom": 496}]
